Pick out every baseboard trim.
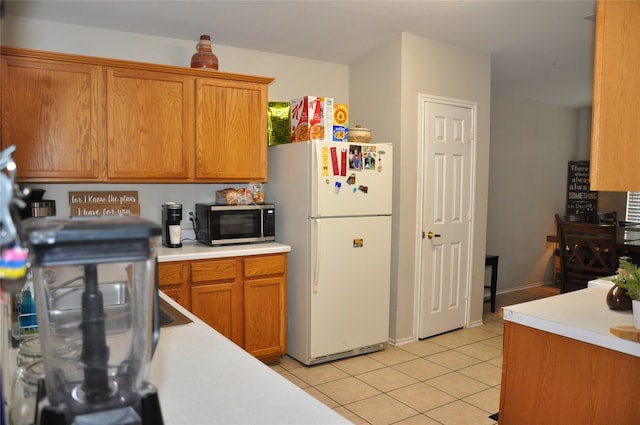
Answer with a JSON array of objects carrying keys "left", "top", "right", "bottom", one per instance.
[
  {"left": 387, "top": 336, "right": 415, "bottom": 347},
  {"left": 495, "top": 282, "right": 558, "bottom": 296}
]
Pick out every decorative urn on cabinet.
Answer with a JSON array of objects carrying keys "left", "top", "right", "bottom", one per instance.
[{"left": 191, "top": 34, "right": 219, "bottom": 70}]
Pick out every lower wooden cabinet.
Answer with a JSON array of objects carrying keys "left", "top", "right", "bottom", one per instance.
[
  {"left": 158, "top": 253, "right": 287, "bottom": 362},
  {"left": 157, "top": 261, "right": 190, "bottom": 308},
  {"left": 499, "top": 321, "right": 640, "bottom": 424},
  {"left": 243, "top": 255, "right": 287, "bottom": 360},
  {"left": 191, "top": 258, "right": 243, "bottom": 347}
]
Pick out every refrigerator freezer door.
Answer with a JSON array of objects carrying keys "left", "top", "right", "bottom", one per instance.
[
  {"left": 311, "top": 141, "right": 392, "bottom": 217},
  {"left": 309, "top": 216, "right": 391, "bottom": 359}
]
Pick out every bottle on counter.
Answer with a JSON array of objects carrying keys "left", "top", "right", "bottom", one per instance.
[{"left": 18, "top": 286, "right": 37, "bottom": 335}]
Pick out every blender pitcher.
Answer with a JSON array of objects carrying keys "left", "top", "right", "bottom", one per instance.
[{"left": 23, "top": 216, "right": 163, "bottom": 425}]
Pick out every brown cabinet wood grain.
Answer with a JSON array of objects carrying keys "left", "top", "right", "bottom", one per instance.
[
  {"left": 158, "top": 262, "right": 191, "bottom": 309},
  {"left": 0, "top": 46, "right": 273, "bottom": 183},
  {"left": 499, "top": 321, "right": 640, "bottom": 424},
  {"left": 590, "top": 0, "right": 640, "bottom": 191},
  {"left": 190, "top": 258, "right": 243, "bottom": 346},
  {"left": 243, "top": 254, "right": 287, "bottom": 361},
  {"left": 158, "top": 253, "right": 287, "bottom": 362},
  {"left": 191, "top": 279, "right": 244, "bottom": 347},
  {"left": 195, "top": 78, "right": 268, "bottom": 181},
  {"left": 106, "top": 67, "right": 194, "bottom": 180},
  {"left": 1, "top": 54, "right": 103, "bottom": 181}
]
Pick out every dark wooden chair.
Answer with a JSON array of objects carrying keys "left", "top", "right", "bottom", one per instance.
[
  {"left": 558, "top": 221, "right": 618, "bottom": 293},
  {"left": 555, "top": 213, "right": 584, "bottom": 224},
  {"left": 552, "top": 213, "right": 585, "bottom": 284}
]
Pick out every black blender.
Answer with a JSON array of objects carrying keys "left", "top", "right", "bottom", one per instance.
[{"left": 23, "top": 215, "right": 164, "bottom": 425}]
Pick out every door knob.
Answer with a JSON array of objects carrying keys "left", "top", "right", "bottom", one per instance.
[{"left": 427, "top": 231, "right": 441, "bottom": 239}]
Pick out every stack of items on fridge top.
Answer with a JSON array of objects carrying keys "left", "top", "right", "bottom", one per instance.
[{"left": 267, "top": 97, "right": 349, "bottom": 145}]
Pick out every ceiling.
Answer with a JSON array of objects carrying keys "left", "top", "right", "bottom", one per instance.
[{"left": 3, "top": 0, "right": 597, "bottom": 108}]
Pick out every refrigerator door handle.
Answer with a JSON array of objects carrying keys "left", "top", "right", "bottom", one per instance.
[{"left": 313, "top": 219, "right": 320, "bottom": 294}]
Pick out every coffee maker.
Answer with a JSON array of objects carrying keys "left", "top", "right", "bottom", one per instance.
[
  {"left": 161, "top": 203, "right": 182, "bottom": 248},
  {"left": 23, "top": 215, "right": 164, "bottom": 425},
  {"left": 18, "top": 188, "right": 56, "bottom": 219}
]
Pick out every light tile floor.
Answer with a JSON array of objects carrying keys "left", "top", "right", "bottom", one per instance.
[{"left": 270, "top": 284, "right": 561, "bottom": 425}]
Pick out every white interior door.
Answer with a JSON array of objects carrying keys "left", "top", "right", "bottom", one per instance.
[{"left": 418, "top": 97, "right": 474, "bottom": 339}]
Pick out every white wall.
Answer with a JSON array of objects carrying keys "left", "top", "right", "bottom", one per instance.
[
  {"left": 487, "top": 95, "right": 578, "bottom": 290},
  {"left": 1, "top": 16, "right": 349, "bottom": 103},
  {"left": 350, "top": 33, "right": 491, "bottom": 343},
  {"left": 348, "top": 35, "right": 403, "bottom": 339},
  {"left": 487, "top": 98, "right": 627, "bottom": 293},
  {"left": 1, "top": 15, "right": 349, "bottom": 230}
]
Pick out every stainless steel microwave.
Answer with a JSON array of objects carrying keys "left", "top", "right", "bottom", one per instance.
[{"left": 195, "top": 203, "right": 275, "bottom": 246}]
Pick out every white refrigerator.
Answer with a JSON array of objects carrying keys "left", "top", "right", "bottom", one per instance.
[{"left": 267, "top": 140, "right": 393, "bottom": 365}]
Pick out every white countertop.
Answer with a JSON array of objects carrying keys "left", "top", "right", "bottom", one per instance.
[
  {"left": 502, "top": 285, "right": 640, "bottom": 358},
  {"left": 157, "top": 241, "right": 291, "bottom": 262},
  {"left": 151, "top": 293, "right": 349, "bottom": 424}
]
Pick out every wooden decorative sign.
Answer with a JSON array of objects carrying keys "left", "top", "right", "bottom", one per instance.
[
  {"left": 566, "top": 161, "right": 598, "bottom": 214},
  {"left": 69, "top": 191, "right": 140, "bottom": 217},
  {"left": 69, "top": 191, "right": 139, "bottom": 205}
]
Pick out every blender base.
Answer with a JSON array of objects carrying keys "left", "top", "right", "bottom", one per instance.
[{"left": 36, "top": 380, "right": 164, "bottom": 425}]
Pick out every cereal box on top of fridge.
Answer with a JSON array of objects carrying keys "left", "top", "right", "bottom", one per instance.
[
  {"left": 321, "top": 97, "right": 333, "bottom": 142},
  {"left": 332, "top": 103, "right": 348, "bottom": 142},
  {"left": 290, "top": 96, "right": 323, "bottom": 142}
]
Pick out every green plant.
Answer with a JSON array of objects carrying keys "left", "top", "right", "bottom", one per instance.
[{"left": 611, "top": 259, "right": 640, "bottom": 301}]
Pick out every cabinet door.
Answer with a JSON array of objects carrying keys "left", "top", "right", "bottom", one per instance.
[
  {"left": 190, "top": 259, "right": 243, "bottom": 346},
  {"left": 158, "top": 262, "right": 191, "bottom": 309},
  {"left": 590, "top": 0, "right": 640, "bottom": 191},
  {"left": 106, "top": 68, "right": 194, "bottom": 181},
  {"left": 244, "top": 254, "right": 287, "bottom": 360},
  {"left": 195, "top": 79, "right": 268, "bottom": 182},
  {"left": 1, "top": 55, "right": 103, "bottom": 181}
]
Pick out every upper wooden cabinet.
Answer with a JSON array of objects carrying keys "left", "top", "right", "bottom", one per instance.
[
  {"left": 196, "top": 78, "right": 268, "bottom": 181},
  {"left": 106, "top": 67, "right": 195, "bottom": 181},
  {"left": 0, "top": 46, "right": 273, "bottom": 183},
  {"left": 1, "top": 54, "right": 103, "bottom": 182},
  {"left": 590, "top": 0, "right": 640, "bottom": 191}
]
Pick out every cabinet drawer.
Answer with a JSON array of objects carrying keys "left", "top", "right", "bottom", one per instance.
[
  {"left": 244, "top": 254, "right": 286, "bottom": 278},
  {"left": 158, "top": 263, "right": 186, "bottom": 286},
  {"left": 191, "top": 259, "right": 237, "bottom": 283}
]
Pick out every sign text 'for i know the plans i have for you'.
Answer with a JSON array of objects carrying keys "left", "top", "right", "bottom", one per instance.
[{"left": 69, "top": 191, "right": 140, "bottom": 216}]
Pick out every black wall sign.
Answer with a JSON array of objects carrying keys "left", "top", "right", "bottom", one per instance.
[{"left": 566, "top": 160, "right": 598, "bottom": 214}]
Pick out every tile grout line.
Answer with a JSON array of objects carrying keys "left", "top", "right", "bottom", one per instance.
[{"left": 272, "top": 285, "right": 561, "bottom": 424}]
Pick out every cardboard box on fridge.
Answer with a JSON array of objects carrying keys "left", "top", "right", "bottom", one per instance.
[
  {"left": 290, "top": 96, "right": 323, "bottom": 142},
  {"left": 332, "top": 103, "right": 348, "bottom": 142},
  {"left": 320, "top": 97, "right": 333, "bottom": 141}
]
